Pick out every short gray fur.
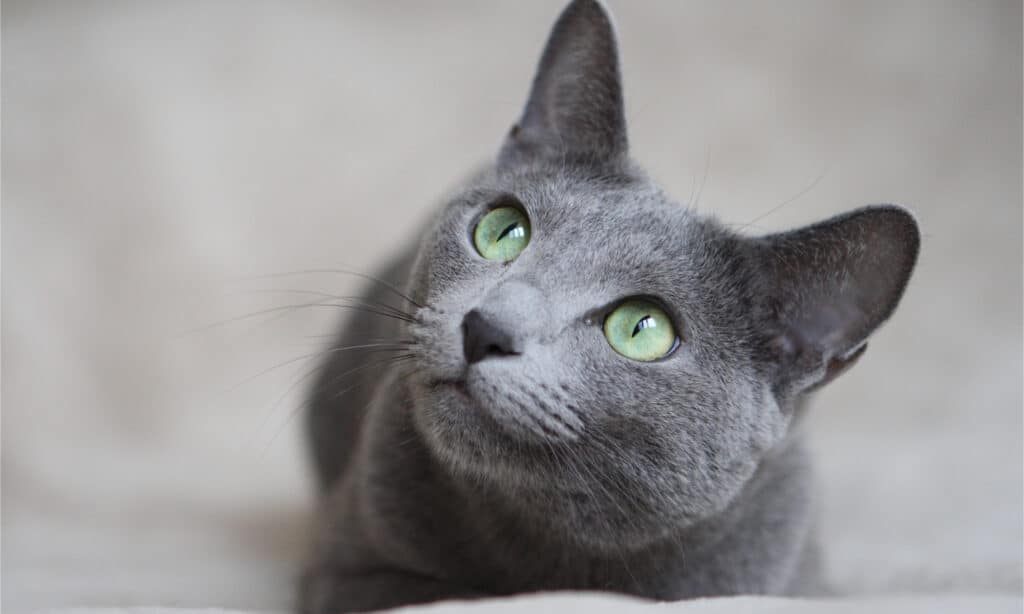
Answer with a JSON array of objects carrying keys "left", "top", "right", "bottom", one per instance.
[{"left": 299, "top": 1, "right": 920, "bottom": 612}]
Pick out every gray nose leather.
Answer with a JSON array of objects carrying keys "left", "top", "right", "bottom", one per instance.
[{"left": 461, "top": 281, "right": 550, "bottom": 364}]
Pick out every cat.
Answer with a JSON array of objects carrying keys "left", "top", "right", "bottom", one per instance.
[{"left": 299, "top": 1, "right": 920, "bottom": 612}]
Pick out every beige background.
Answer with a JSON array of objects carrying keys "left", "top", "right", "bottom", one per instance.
[{"left": 3, "top": 1, "right": 1022, "bottom": 611}]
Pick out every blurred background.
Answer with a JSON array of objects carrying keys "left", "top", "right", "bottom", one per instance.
[{"left": 3, "top": 0, "right": 1021, "bottom": 611}]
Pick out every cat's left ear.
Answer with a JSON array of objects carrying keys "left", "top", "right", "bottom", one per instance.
[
  {"left": 755, "top": 205, "right": 921, "bottom": 397},
  {"left": 498, "top": 0, "right": 628, "bottom": 171}
]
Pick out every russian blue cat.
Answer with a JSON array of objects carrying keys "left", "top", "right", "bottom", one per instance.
[{"left": 300, "top": 1, "right": 920, "bottom": 612}]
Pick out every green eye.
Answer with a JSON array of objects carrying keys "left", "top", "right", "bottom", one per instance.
[
  {"left": 603, "top": 300, "right": 678, "bottom": 361},
  {"left": 473, "top": 206, "right": 531, "bottom": 261}
]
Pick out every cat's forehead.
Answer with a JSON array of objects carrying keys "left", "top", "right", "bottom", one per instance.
[
  {"left": 471, "top": 170, "right": 724, "bottom": 304},
  {"left": 494, "top": 171, "right": 708, "bottom": 263}
]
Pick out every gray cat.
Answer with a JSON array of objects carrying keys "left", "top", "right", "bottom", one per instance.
[{"left": 299, "top": 1, "right": 920, "bottom": 612}]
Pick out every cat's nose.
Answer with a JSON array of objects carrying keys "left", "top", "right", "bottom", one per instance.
[{"left": 462, "top": 309, "right": 520, "bottom": 365}]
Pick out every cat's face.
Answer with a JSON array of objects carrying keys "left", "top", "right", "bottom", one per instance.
[
  {"left": 405, "top": 0, "right": 918, "bottom": 550},
  {"left": 408, "top": 168, "right": 788, "bottom": 548}
]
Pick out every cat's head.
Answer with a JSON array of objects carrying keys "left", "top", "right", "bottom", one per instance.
[{"left": 406, "top": 0, "right": 919, "bottom": 550}]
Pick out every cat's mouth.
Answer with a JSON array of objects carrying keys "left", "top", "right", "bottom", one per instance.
[
  {"left": 426, "top": 377, "right": 504, "bottom": 428},
  {"left": 422, "top": 374, "right": 580, "bottom": 443},
  {"left": 427, "top": 377, "right": 473, "bottom": 402},
  {"left": 424, "top": 376, "right": 485, "bottom": 419}
]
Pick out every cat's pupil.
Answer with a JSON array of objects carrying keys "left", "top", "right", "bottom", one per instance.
[
  {"left": 632, "top": 315, "right": 654, "bottom": 337},
  {"left": 496, "top": 222, "right": 524, "bottom": 242}
]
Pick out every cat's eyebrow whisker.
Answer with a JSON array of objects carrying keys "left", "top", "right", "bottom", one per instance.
[
  {"left": 688, "top": 147, "right": 713, "bottom": 210},
  {"left": 685, "top": 158, "right": 700, "bottom": 211},
  {"left": 732, "top": 163, "right": 831, "bottom": 233},
  {"left": 241, "top": 268, "right": 424, "bottom": 309}
]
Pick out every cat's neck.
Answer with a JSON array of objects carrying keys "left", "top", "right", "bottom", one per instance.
[
  {"left": 459, "top": 429, "right": 814, "bottom": 597},
  {"left": 350, "top": 383, "right": 817, "bottom": 599}
]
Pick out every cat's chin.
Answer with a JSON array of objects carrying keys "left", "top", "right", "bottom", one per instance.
[{"left": 407, "top": 377, "right": 726, "bottom": 551}]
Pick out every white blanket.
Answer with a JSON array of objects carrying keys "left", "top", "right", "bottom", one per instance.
[
  {"left": 4, "top": 1, "right": 1020, "bottom": 613},
  {"left": 25, "top": 594, "right": 1024, "bottom": 614}
]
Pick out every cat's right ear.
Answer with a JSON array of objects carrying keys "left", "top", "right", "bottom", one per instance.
[
  {"left": 497, "top": 0, "right": 628, "bottom": 172},
  {"left": 755, "top": 205, "right": 921, "bottom": 398}
]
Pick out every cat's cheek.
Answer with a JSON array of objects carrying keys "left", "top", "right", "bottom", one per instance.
[{"left": 407, "top": 308, "right": 466, "bottom": 382}]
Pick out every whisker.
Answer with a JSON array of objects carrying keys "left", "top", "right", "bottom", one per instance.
[
  {"left": 251, "top": 360, "right": 324, "bottom": 444},
  {"left": 229, "top": 342, "right": 412, "bottom": 394},
  {"left": 689, "top": 147, "right": 713, "bottom": 210},
  {"left": 258, "top": 354, "right": 417, "bottom": 454},
  {"left": 573, "top": 431, "right": 649, "bottom": 556},
  {"left": 330, "top": 357, "right": 419, "bottom": 408},
  {"left": 243, "top": 268, "right": 423, "bottom": 309},
  {"left": 254, "top": 347, "right": 412, "bottom": 442},
  {"left": 730, "top": 163, "right": 831, "bottom": 233},
  {"left": 327, "top": 354, "right": 417, "bottom": 398},
  {"left": 183, "top": 301, "right": 417, "bottom": 336},
  {"left": 244, "top": 288, "right": 418, "bottom": 321}
]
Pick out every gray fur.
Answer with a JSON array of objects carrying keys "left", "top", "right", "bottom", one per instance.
[{"left": 300, "top": 1, "right": 920, "bottom": 612}]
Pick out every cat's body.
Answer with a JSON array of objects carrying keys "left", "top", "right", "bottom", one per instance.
[
  {"left": 300, "top": 2, "right": 918, "bottom": 612},
  {"left": 303, "top": 243, "right": 821, "bottom": 613}
]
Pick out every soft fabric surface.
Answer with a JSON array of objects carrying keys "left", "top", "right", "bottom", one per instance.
[
  {"left": 25, "top": 594, "right": 1024, "bottom": 614},
  {"left": 3, "top": 1, "right": 1021, "bottom": 613}
]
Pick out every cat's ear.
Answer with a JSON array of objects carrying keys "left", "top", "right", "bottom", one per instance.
[
  {"left": 756, "top": 205, "right": 920, "bottom": 396},
  {"left": 498, "top": 0, "right": 627, "bottom": 170}
]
